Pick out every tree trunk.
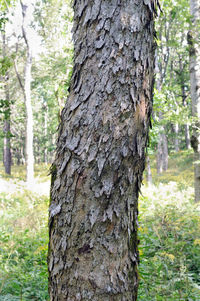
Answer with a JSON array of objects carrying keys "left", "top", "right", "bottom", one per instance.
[
  {"left": 188, "top": 0, "right": 200, "bottom": 202},
  {"left": 48, "top": 1, "right": 156, "bottom": 300},
  {"left": 156, "top": 110, "right": 168, "bottom": 174},
  {"left": 173, "top": 123, "right": 179, "bottom": 152},
  {"left": 181, "top": 78, "right": 191, "bottom": 149},
  {"left": 21, "top": 0, "right": 34, "bottom": 185},
  {"left": 156, "top": 130, "right": 168, "bottom": 174},
  {"left": 157, "top": 132, "right": 163, "bottom": 174},
  {"left": 146, "top": 156, "right": 152, "bottom": 185},
  {"left": 3, "top": 119, "right": 11, "bottom": 174},
  {"left": 2, "top": 31, "right": 11, "bottom": 175},
  {"left": 162, "top": 131, "right": 168, "bottom": 171},
  {"left": 44, "top": 103, "right": 48, "bottom": 164},
  {"left": 185, "top": 123, "right": 191, "bottom": 149}
]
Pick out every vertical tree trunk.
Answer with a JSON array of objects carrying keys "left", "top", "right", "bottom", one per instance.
[
  {"left": 48, "top": 1, "right": 156, "bottom": 300},
  {"left": 188, "top": 0, "right": 200, "bottom": 202},
  {"left": 2, "top": 31, "right": 11, "bottom": 175},
  {"left": 173, "top": 123, "right": 179, "bottom": 152},
  {"left": 181, "top": 78, "right": 191, "bottom": 149},
  {"left": 44, "top": 103, "right": 48, "bottom": 164},
  {"left": 21, "top": 0, "right": 34, "bottom": 185},
  {"left": 146, "top": 155, "right": 152, "bottom": 185},
  {"left": 3, "top": 115, "right": 11, "bottom": 174},
  {"left": 157, "top": 132, "right": 163, "bottom": 174},
  {"left": 162, "top": 131, "right": 168, "bottom": 171},
  {"left": 155, "top": 44, "right": 169, "bottom": 173},
  {"left": 185, "top": 123, "right": 191, "bottom": 149},
  {"left": 156, "top": 130, "right": 168, "bottom": 173},
  {"left": 156, "top": 110, "right": 168, "bottom": 174}
]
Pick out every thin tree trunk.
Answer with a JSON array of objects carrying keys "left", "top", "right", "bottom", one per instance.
[
  {"left": 3, "top": 119, "right": 11, "bottom": 174},
  {"left": 146, "top": 156, "right": 152, "bottom": 185},
  {"left": 181, "top": 75, "right": 191, "bottom": 149},
  {"left": 21, "top": 145, "right": 25, "bottom": 165},
  {"left": 188, "top": 0, "right": 200, "bottom": 202},
  {"left": 173, "top": 123, "right": 179, "bottom": 152},
  {"left": 155, "top": 45, "right": 169, "bottom": 174},
  {"left": 156, "top": 129, "right": 168, "bottom": 174},
  {"left": 157, "top": 132, "right": 163, "bottom": 174},
  {"left": 20, "top": 1, "right": 34, "bottom": 185},
  {"left": 2, "top": 31, "right": 11, "bottom": 175},
  {"left": 185, "top": 123, "right": 191, "bottom": 149},
  {"left": 162, "top": 131, "right": 168, "bottom": 171},
  {"left": 24, "top": 46, "right": 34, "bottom": 184},
  {"left": 156, "top": 111, "right": 168, "bottom": 174},
  {"left": 44, "top": 103, "right": 48, "bottom": 164},
  {"left": 48, "top": 1, "right": 156, "bottom": 300}
]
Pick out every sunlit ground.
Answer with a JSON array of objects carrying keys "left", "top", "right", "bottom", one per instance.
[{"left": 0, "top": 163, "right": 50, "bottom": 195}]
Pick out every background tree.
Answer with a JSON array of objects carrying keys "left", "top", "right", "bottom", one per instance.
[
  {"left": 149, "top": 0, "right": 191, "bottom": 176},
  {"left": 32, "top": 0, "right": 73, "bottom": 164},
  {"left": 188, "top": 0, "right": 200, "bottom": 202},
  {"left": 48, "top": 0, "right": 157, "bottom": 300},
  {"left": 0, "top": 0, "right": 15, "bottom": 174},
  {"left": 15, "top": 0, "right": 34, "bottom": 184},
  {"left": 0, "top": 0, "right": 73, "bottom": 169},
  {"left": 1, "top": 29, "right": 12, "bottom": 174}
]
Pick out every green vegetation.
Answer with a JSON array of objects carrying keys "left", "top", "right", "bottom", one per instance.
[
  {"left": 0, "top": 164, "right": 50, "bottom": 301},
  {"left": 139, "top": 150, "right": 200, "bottom": 300},
  {"left": 0, "top": 0, "right": 199, "bottom": 299},
  {"left": 0, "top": 152, "right": 199, "bottom": 300}
]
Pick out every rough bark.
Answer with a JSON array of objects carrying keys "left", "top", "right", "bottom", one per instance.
[
  {"left": 48, "top": 1, "right": 156, "bottom": 300},
  {"left": 20, "top": 0, "right": 34, "bottom": 185},
  {"left": 188, "top": 0, "right": 200, "bottom": 202}
]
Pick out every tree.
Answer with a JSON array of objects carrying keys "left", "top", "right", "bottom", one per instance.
[
  {"left": 1, "top": 29, "right": 12, "bottom": 174},
  {"left": 188, "top": 0, "right": 200, "bottom": 202},
  {"left": 0, "top": 0, "right": 16, "bottom": 174},
  {"left": 14, "top": 0, "right": 34, "bottom": 184},
  {"left": 32, "top": 0, "right": 73, "bottom": 164},
  {"left": 48, "top": 1, "right": 157, "bottom": 300}
]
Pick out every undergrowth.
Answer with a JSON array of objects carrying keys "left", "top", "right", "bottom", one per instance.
[
  {"left": 138, "top": 150, "right": 200, "bottom": 300},
  {"left": 0, "top": 164, "right": 49, "bottom": 301},
  {"left": 0, "top": 151, "right": 200, "bottom": 300}
]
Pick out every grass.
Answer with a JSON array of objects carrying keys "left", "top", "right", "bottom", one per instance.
[
  {"left": 0, "top": 150, "right": 200, "bottom": 300},
  {"left": 0, "top": 164, "right": 50, "bottom": 301},
  {"left": 139, "top": 150, "right": 200, "bottom": 300}
]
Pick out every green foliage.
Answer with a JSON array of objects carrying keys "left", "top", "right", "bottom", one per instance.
[
  {"left": 0, "top": 56, "right": 12, "bottom": 76},
  {"left": 139, "top": 151, "right": 200, "bottom": 300},
  {"left": 0, "top": 164, "right": 50, "bottom": 300},
  {"left": 149, "top": 0, "right": 192, "bottom": 152},
  {"left": 147, "top": 150, "right": 194, "bottom": 187},
  {"left": 0, "top": 99, "right": 11, "bottom": 120},
  {"left": 0, "top": 0, "right": 15, "bottom": 30},
  {"left": 1, "top": 152, "right": 199, "bottom": 300}
]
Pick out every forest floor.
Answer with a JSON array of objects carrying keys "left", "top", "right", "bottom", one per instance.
[{"left": 0, "top": 150, "right": 200, "bottom": 300}]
